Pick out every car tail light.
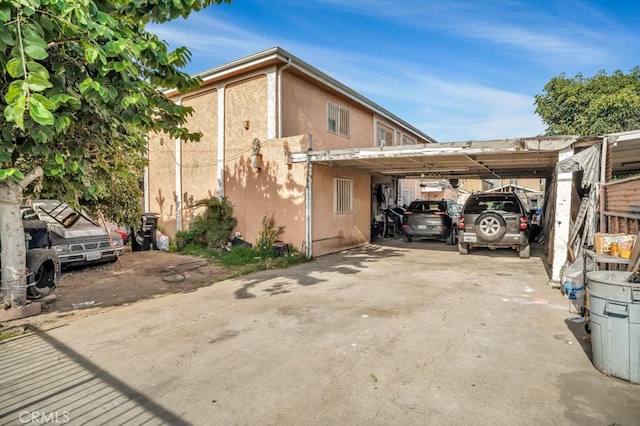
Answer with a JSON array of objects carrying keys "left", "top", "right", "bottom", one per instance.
[
  {"left": 434, "top": 211, "right": 445, "bottom": 215},
  {"left": 458, "top": 217, "right": 465, "bottom": 230},
  {"left": 404, "top": 211, "right": 413, "bottom": 215},
  {"left": 519, "top": 216, "right": 529, "bottom": 230},
  {"left": 402, "top": 224, "right": 409, "bottom": 229}
]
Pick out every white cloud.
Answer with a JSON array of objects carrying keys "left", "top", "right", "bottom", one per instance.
[
  {"left": 302, "top": 0, "right": 616, "bottom": 66},
  {"left": 303, "top": 49, "right": 546, "bottom": 141},
  {"left": 148, "top": 15, "right": 272, "bottom": 64}
]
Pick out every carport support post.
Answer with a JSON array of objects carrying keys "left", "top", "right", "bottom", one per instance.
[
  {"left": 305, "top": 134, "right": 313, "bottom": 259},
  {"left": 550, "top": 146, "right": 574, "bottom": 285}
]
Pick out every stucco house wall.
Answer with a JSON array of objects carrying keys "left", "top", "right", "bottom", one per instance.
[
  {"left": 225, "top": 135, "right": 308, "bottom": 251},
  {"left": 181, "top": 88, "right": 219, "bottom": 225},
  {"left": 147, "top": 131, "right": 178, "bottom": 236},
  {"left": 312, "top": 165, "right": 371, "bottom": 255},
  {"left": 224, "top": 75, "right": 272, "bottom": 241}
]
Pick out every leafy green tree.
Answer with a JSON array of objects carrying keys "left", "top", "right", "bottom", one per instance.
[
  {"left": 534, "top": 68, "right": 640, "bottom": 136},
  {"left": 0, "top": 0, "right": 231, "bottom": 308}
]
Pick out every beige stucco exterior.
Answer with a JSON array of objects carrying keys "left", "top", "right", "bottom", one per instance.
[
  {"left": 147, "top": 131, "right": 179, "bottom": 236},
  {"left": 181, "top": 88, "right": 220, "bottom": 225},
  {"left": 146, "top": 48, "right": 435, "bottom": 256}
]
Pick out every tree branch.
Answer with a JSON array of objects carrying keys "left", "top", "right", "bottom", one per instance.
[
  {"left": 47, "top": 39, "right": 80, "bottom": 49},
  {"left": 20, "top": 166, "right": 43, "bottom": 189}
]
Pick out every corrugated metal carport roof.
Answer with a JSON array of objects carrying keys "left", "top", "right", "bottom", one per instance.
[
  {"left": 606, "top": 130, "right": 640, "bottom": 176},
  {"left": 292, "top": 136, "right": 602, "bottom": 179}
]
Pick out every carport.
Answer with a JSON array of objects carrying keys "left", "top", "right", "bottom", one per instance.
[{"left": 291, "top": 135, "right": 605, "bottom": 284}]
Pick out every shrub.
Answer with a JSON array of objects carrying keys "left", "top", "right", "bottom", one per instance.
[
  {"left": 255, "top": 213, "right": 284, "bottom": 256},
  {"left": 181, "top": 196, "right": 237, "bottom": 249}
]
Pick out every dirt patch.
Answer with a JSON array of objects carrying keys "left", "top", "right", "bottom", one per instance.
[{"left": 34, "top": 249, "right": 229, "bottom": 324}]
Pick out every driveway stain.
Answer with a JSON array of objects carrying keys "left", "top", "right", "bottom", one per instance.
[{"left": 209, "top": 330, "right": 240, "bottom": 344}]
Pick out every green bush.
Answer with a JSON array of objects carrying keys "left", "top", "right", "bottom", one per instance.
[
  {"left": 182, "top": 196, "right": 237, "bottom": 249},
  {"left": 255, "top": 213, "right": 284, "bottom": 256}
]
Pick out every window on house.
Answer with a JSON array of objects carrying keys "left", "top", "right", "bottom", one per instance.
[
  {"left": 334, "top": 177, "right": 353, "bottom": 214},
  {"left": 377, "top": 127, "right": 391, "bottom": 147},
  {"left": 328, "top": 102, "right": 350, "bottom": 137},
  {"left": 401, "top": 134, "right": 416, "bottom": 145}
]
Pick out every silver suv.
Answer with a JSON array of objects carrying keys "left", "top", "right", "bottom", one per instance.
[{"left": 457, "top": 193, "right": 531, "bottom": 259}]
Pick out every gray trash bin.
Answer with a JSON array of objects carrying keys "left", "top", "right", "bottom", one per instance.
[{"left": 586, "top": 271, "right": 640, "bottom": 383}]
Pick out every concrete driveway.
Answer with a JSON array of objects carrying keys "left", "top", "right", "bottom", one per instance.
[{"left": 2, "top": 241, "right": 638, "bottom": 425}]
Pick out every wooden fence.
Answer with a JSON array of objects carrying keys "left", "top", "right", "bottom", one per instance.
[{"left": 602, "top": 175, "right": 640, "bottom": 235}]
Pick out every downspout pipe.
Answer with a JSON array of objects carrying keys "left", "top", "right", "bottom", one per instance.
[
  {"left": 217, "top": 85, "right": 225, "bottom": 199},
  {"left": 175, "top": 137, "right": 182, "bottom": 231},
  {"left": 278, "top": 58, "right": 292, "bottom": 137},
  {"left": 305, "top": 133, "right": 313, "bottom": 259},
  {"left": 175, "top": 97, "right": 184, "bottom": 231}
]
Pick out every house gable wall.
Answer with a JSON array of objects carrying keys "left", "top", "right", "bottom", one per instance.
[{"left": 281, "top": 72, "right": 373, "bottom": 150}]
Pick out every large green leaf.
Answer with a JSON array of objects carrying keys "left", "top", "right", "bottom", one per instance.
[
  {"left": 27, "top": 74, "right": 53, "bottom": 91},
  {"left": 6, "top": 57, "right": 24, "bottom": 78},
  {"left": 85, "top": 46, "right": 99, "bottom": 63},
  {"left": 31, "top": 93, "right": 56, "bottom": 110},
  {"left": 0, "top": 168, "right": 11, "bottom": 179},
  {"left": 5, "top": 94, "right": 27, "bottom": 129},
  {"left": 24, "top": 44, "right": 48, "bottom": 60},
  {"left": 5, "top": 80, "right": 28, "bottom": 104},
  {"left": 0, "top": 150, "right": 11, "bottom": 163},
  {"left": 0, "top": 5, "right": 11, "bottom": 22},
  {"left": 29, "top": 97, "right": 55, "bottom": 125},
  {"left": 0, "top": 28, "right": 14, "bottom": 46},
  {"left": 26, "top": 61, "right": 50, "bottom": 79}
]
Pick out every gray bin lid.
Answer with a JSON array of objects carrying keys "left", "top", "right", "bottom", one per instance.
[{"left": 586, "top": 271, "right": 640, "bottom": 303}]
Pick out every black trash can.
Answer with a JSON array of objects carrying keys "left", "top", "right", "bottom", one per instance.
[{"left": 131, "top": 213, "right": 159, "bottom": 251}]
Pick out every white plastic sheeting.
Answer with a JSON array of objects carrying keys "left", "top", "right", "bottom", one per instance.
[{"left": 557, "top": 144, "right": 602, "bottom": 260}]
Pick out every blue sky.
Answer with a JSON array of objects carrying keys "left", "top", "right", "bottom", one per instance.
[{"left": 151, "top": 0, "right": 640, "bottom": 142}]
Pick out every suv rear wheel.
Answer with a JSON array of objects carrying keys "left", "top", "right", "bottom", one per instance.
[
  {"left": 475, "top": 212, "right": 507, "bottom": 242},
  {"left": 518, "top": 243, "right": 530, "bottom": 259}
]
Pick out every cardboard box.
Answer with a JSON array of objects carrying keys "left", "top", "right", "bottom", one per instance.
[{"left": 594, "top": 233, "right": 637, "bottom": 255}]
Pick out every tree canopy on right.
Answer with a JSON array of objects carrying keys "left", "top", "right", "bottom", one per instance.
[{"left": 534, "top": 68, "right": 640, "bottom": 136}]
